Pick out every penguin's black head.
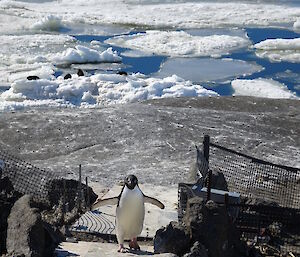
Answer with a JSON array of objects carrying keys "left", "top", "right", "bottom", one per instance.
[{"left": 124, "top": 174, "right": 138, "bottom": 190}]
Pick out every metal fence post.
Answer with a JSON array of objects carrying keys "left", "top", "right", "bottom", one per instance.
[
  {"left": 78, "top": 164, "right": 82, "bottom": 212},
  {"left": 86, "top": 176, "right": 90, "bottom": 210},
  {"left": 203, "top": 135, "right": 210, "bottom": 162}
]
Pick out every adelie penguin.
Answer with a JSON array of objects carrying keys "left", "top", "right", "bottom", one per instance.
[{"left": 92, "top": 174, "right": 164, "bottom": 253}]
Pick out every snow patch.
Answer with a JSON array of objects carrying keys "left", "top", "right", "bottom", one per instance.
[
  {"left": 51, "top": 46, "right": 122, "bottom": 65},
  {"left": 232, "top": 78, "right": 299, "bottom": 99},
  {"left": 31, "top": 15, "right": 65, "bottom": 31}
]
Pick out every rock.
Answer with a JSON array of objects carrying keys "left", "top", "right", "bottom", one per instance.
[
  {"left": 183, "top": 197, "right": 246, "bottom": 257},
  {"left": 6, "top": 195, "right": 57, "bottom": 257},
  {"left": 154, "top": 221, "right": 190, "bottom": 256},
  {"left": 183, "top": 241, "right": 208, "bottom": 257},
  {"left": 205, "top": 169, "right": 228, "bottom": 191},
  {"left": 43, "top": 178, "right": 98, "bottom": 227},
  {"left": 0, "top": 177, "right": 22, "bottom": 255}
]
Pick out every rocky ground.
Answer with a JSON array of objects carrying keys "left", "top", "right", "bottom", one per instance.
[{"left": 0, "top": 96, "right": 299, "bottom": 186}]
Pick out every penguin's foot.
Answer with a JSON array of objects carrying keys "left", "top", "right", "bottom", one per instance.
[
  {"left": 129, "top": 238, "right": 140, "bottom": 250},
  {"left": 117, "top": 244, "right": 128, "bottom": 253}
]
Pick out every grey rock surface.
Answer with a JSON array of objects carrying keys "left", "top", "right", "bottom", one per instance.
[
  {"left": 183, "top": 241, "right": 208, "bottom": 257},
  {"left": 154, "top": 221, "right": 190, "bottom": 256},
  {"left": 6, "top": 195, "right": 56, "bottom": 257},
  {"left": 0, "top": 96, "right": 299, "bottom": 186},
  {"left": 183, "top": 198, "right": 246, "bottom": 257}
]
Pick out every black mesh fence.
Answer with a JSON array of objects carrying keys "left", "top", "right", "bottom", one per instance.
[
  {"left": 209, "top": 143, "right": 300, "bottom": 210},
  {"left": 178, "top": 136, "right": 300, "bottom": 255},
  {"left": 0, "top": 150, "right": 60, "bottom": 204}
]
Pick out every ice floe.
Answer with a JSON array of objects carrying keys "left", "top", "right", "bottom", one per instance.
[
  {"left": 106, "top": 31, "right": 250, "bottom": 57},
  {"left": 156, "top": 58, "right": 263, "bottom": 83},
  {"left": 1, "top": 1, "right": 300, "bottom": 34},
  {"left": 0, "top": 32, "right": 122, "bottom": 83},
  {"left": 254, "top": 38, "right": 300, "bottom": 63},
  {"left": 232, "top": 78, "right": 299, "bottom": 99},
  {"left": 0, "top": 74, "right": 218, "bottom": 111}
]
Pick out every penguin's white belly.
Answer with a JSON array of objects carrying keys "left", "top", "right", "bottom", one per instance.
[{"left": 116, "top": 186, "right": 145, "bottom": 240}]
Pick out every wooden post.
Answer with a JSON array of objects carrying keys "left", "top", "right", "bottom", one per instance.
[
  {"left": 86, "top": 176, "right": 90, "bottom": 210},
  {"left": 203, "top": 135, "right": 210, "bottom": 162},
  {"left": 78, "top": 164, "right": 82, "bottom": 212}
]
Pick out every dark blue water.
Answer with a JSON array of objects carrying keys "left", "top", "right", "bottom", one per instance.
[{"left": 73, "top": 27, "right": 300, "bottom": 97}]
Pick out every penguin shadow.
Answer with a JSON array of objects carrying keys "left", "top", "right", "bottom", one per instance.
[{"left": 123, "top": 248, "right": 154, "bottom": 255}]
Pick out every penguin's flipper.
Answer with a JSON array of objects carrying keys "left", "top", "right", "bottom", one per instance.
[
  {"left": 144, "top": 196, "right": 165, "bottom": 209},
  {"left": 92, "top": 197, "right": 119, "bottom": 210}
]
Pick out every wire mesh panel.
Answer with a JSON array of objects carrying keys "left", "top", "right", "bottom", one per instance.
[
  {"left": 209, "top": 143, "right": 300, "bottom": 210},
  {"left": 178, "top": 138, "right": 300, "bottom": 255},
  {"left": 0, "top": 149, "right": 59, "bottom": 203}
]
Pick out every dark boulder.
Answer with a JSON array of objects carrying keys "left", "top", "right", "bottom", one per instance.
[
  {"left": 183, "top": 197, "right": 246, "bottom": 257},
  {"left": 42, "top": 178, "right": 97, "bottom": 226},
  {"left": 154, "top": 221, "right": 190, "bottom": 256},
  {"left": 6, "top": 195, "right": 58, "bottom": 257},
  {"left": 205, "top": 169, "right": 228, "bottom": 191},
  {"left": 183, "top": 241, "right": 208, "bottom": 257},
  {"left": 0, "top": 177, "right": 22, "bottom": 255}
]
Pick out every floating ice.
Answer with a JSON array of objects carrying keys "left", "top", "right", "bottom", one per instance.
[
  {"left": 106, "top": 30, "right": 250, "bottom": 58},
  {"left": 0, "top": 74, "right": 218, "bottom": 111},
  {"left": 231, "top": 78, "right": 299, "bottom": 99},
  {"left": 294, "top": 18, "right": 300, "bottom": 30},
  {"left": 51, "top": 46, "right": 122, "bottom": 65},
  {"left": 254, "top": 38, "right": 300, "bottom": 63},
  {"left": 0, "top": 34, "right": 76, "bottom": 83},
  {"left": 31, "top": 15, "right": 64, "bottom": 31},
  {"left": 156, "top": 58, "right": 263, "bottom": 83},
  {"left": 1, "top": 1, "right": 300, "bottom": 34}
]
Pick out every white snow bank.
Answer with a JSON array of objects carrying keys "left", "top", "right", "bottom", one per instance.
[
  {"left": 51, "top": 46, "right": 122, "bottom": 65},
  {"left": 232, "top": 78, "right": 299, "bottom": 99},
  {"left": 31, "top": 15, "right": 64, "bottom": 31},
  {"left": 106, "top": 30, "right": 250, "bottom": 57},
  {"left": 254, "top": 38, "right": 300, "bottom": 63},
  {"left": 0, "top": 73, "right": 218, "bottom": 111}
]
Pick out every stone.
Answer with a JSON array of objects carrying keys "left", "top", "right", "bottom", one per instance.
[
  {"left": 183, "top": 197, "right": 246, "bottom": 257},
  {"left": 154, "top": 221, "right": 190, "bottom": 256},
  {"left": 183, "top": 241, "right": 208, "bottom": 257},
  {"left": 0, "top": 177, "right": 22, "bottom": 255},
  {"left": 6, "top": 195, "right": 57, "bottom": 257}
]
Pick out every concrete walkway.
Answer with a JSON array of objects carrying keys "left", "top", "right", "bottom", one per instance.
[
  {"left": 57, "top": 184, "right": 178, "bottom": 256},
  {"left": 70, "top": 184, "right": 178, "bottom": 238}
]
